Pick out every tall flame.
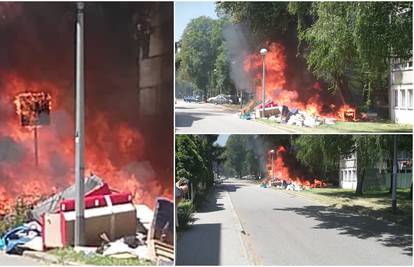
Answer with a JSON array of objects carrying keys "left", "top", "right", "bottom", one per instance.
[
  {"left": 0, "top": 72, "right": 171, "bottom": 214},
  {"left": 266, "top": 146, "right": 325, "bottom": 188},
  {"left": 244, "top": 42, "right": 356, "bottom": 120}
]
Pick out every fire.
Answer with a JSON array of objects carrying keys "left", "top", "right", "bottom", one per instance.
[
  {"left": 266, "top": 146, "right": 326, "bottom": 188},
  {"left": 14, "top": 92, "right": 52, "bottom": 127},
  {"left": 0, "top": 72, "right": 171, "bottom": 214},
  {"left": 244, "top": 42, "right": 356, "bottom": 120}
]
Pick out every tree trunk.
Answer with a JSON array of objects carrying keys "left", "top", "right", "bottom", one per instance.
[{"left": 356, "top": 168, "right": 365, "bottom": 195}]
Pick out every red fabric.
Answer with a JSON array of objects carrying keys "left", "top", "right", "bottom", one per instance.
[
  {"left": 59, "top": 193, "right": 132, "bottom": 211},
  {"left": 85, "top": 183, "right": 111, "bottom": 197},
  {"left": 257, "top": 101, "right": 278, "bottom": 109},
  {"left": 60, "top": 195, "right": 107, "bottom": 211},
  {"left": 109, "top": 193, "right": 133, "bottom": 205}
]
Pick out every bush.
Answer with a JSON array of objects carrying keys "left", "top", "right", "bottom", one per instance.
[
  {"left": 177, "top": 200, "right": 195, "bottom": 230},
  {"left": 0, "top": 197, "right": 33, "bottom": 236}
]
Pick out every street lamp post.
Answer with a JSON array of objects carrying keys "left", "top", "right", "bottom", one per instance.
[
  {"left": 270, "top": 149, "right": 275, "bottom": 181},
  {"left": 75, "top": 1, "right": 85, "bottom": 247},
  {"left": 392, "top": 135, "right": 397, "bottom": 213},
  {"left": 260, "top": 48, "right": 267, "bottom": 118}
]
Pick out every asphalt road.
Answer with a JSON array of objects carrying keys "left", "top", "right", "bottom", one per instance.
[
  {"left": 175, "top": 100, "right": 291, "bottom": 133},
  {"left": 0, "top": 252, "right": 44, "bottom": 265},
  {"left": 178, "top": 179, "right": 413, "bottom": 265}
]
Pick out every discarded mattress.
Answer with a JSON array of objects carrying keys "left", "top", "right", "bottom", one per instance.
[
  {"left": 31, "top": 175, "right": 109, "bottom": 222},
  {"left": 42, "top": 192, "right": 137, "bottom": 248}
]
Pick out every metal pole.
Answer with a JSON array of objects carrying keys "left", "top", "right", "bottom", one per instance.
[
  {"left": 271, "top": 152, "right": 274, "bottom": 180},
  {"left": 240, "top": 90, "right": 243, "bottom": 109},
  {"left": 262, "top": 55, "right": 266, "bottom": 118},
  {"left": 392, "top": 135, "right": 397, "bottom": 213},
  {"left": 75, "top": 2, "right": 85, "bottom": 247},
  {"left": 34, "top": 127, "right": 38, "bottom": 168}
]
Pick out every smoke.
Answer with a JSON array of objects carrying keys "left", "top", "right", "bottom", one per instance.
[
  {"left": 222, "top": 23, "right": 254, "bottom": 93},
  {"left": 0, "top": 136, "right": 25, "bottom": 162},
  {"left": 0, "top": 2, "right": 172, "bottom": 208}
]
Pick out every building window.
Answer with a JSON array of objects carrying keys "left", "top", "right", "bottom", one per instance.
[
  {"left": 394, "top": 89, "right": 399, "bottom": 108},
  {"left": 401, "top": 89, "right": 406, "bottom": 108},
  {"left": 408, "top": 89, "right": 413, "bottom": 109}
]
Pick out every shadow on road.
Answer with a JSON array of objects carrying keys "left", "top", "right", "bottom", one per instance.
[
  {"left": 175, "top": 112, "right": 204, "bottom": 127},
  {"left": 273, "top": 205, "right": 413, "bottom": 256},
  {"left": 176, "top": 223, "right": 221, "bottom": 265}
]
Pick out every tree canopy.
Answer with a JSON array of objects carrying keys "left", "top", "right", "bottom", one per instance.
[
  {"left": 177, "top": 16, "right": 236, "bottom": 98},
  {"left": 218, "top": 1, "right": 413, "bottom": 109}
]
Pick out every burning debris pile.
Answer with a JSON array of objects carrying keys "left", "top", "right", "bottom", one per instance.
[
  {"left": 0, "top": 2, "right": 173, "bottom": 264},
  {"left": 0, "top": 2, "right": 172, "bottom": 216},
  {"left": 260, "top": 146, "right": 327, "bottom": 191},
  {"left": 0, "top": 175, "right": 174, "bottom": 264},
  {"left": 239, "top": 42, "right": 359, "bottom": 127}
]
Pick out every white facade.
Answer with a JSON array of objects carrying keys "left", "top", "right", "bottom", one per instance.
[
  {"left": 339, "top": 152, "right": 358, "bottom": 190},
  {"left": 390, "top": 59, "right": 413, "bottom": 124}
]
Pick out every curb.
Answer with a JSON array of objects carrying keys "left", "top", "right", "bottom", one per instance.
[{"left": 24, "top": 251, "right": 79, "bottom": 265}]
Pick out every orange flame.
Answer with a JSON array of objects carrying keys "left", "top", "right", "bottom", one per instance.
[
  {"left": 0, "top": 72, "right": 171, "bottom": 214},
  {"left": 244, "top": 42, "right": 356, "bottom": 120},
  {"left": 266, "top": 146, "right": 326, "bottom": 188}
]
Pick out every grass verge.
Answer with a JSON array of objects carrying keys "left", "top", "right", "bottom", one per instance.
[
  {"left": 284, "top": 187, "right": 412, "bottom": 227},
  {"left": 50, "top": 247, "right": 151, "bottom": 265},
  {"left": 257, "top": 119, "right": 412, "bottom": 133}
]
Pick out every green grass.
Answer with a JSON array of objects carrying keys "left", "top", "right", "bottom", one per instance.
[
  {"left": 285, "top": 187, "right": 412, "bottom": 226},
  {"left": 257, "top": 119, "right": 412, "bottom": 133},
  {"left": 50, "top": 247, "right": 151, "bottom": 265}
]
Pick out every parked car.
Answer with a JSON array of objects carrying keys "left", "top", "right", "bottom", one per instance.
[
  {"left": 207, "top": 94, "right": 229, "bottom": 104},
  {"left": 184, "top": 95, "right": 201, "bottom": 103}
]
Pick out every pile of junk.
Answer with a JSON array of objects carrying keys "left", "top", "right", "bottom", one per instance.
[
  {"left": 239, "top": 100, "right": 361, "bottom": 127},
  {"left": 0, "top": 175, "right": 174, "bottom": 265}
]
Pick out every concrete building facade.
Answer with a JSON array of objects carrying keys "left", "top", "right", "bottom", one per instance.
[{"left": 389, "top": 58, "right": 413, "bottom": 124}]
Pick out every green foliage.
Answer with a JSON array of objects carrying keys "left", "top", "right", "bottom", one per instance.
[
  {"left": 51, "top": 247, "right": 150, "bottom": 265},
  {"left": 219, "top": 1, "right": 413, "bottom": 108},
  {"left": 178, "top": 17, "right": 236, "bottom": 98},
  {"left": 293, "top": 135, "right": 354, "bottom": 182},
  {"left": 177, "top": 200, "right": 195, "bottom": 230},
  {"left": 223, "top": 135, "right": 266, "bottom": 178},
  {"left": 0, "top": 197, "right": 38, "bottom": 236},
  {"left": 293, "top": 135, "right": 412, "bottom": 194},
  {"left": 175, "top": 135, "right": 222, "bottom": 206},
  {"left": 216, "top": 2, "right": 292, "bottom": 41}
]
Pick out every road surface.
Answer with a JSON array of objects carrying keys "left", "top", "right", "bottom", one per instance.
[
  {"left": 0, "top": 252, "right": 45, "bottom": 265},
  {"left": 177, "top": 179, "right": 412, "bottom": 265},
  {"left": 175, "top": 100, "right": 292, "bottom": 133}
]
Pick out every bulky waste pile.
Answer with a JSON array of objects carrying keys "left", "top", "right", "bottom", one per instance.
[
  {"left": 239, "top": 100, "right": 357, "bottom": 128},
  {"left": 0, "top": 175, "right": 174, "bottom": 265},
  {"left": 260, "top": 177, "right": 327, "bottom": 191}
]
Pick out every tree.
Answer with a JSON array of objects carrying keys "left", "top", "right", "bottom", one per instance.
[
  {"left": 175, "top": 135, "right": 223, "bottom": 208},
  {"left": 219, "top": 1, "right": 413, "bottom": 109},
  {"left": 178, "top": 17, "right": 236, "bottom": 99},
  {"left": 293, "top": 135, "right": 354, "bottom": 183},
  {"left": 295, "top": 2, "right": 412, "bottom": 107},
  {"left": 216, "top": 1, "right": 293, "bottom": 42},
  {"left": 223, "top": 135, "right": 248, "bottom": 178},
  {"left": 178, "top": 17, "right": 219, "bottom": 98}
]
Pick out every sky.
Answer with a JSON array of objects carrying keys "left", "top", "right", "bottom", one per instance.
[
  {"left": 175, "top": 1, "right": 218, "bottom": 42},
  {"left": 216, "top": 134, "right": 230, "bottom": 147}
]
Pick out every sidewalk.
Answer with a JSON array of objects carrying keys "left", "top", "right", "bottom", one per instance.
[{"left": 176, "top": 184, "right": 250, "bottom": 265}]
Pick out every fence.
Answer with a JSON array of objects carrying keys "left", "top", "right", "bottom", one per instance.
[{"left": 363, "top": 170, "right": 412, "bottom": 191}]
